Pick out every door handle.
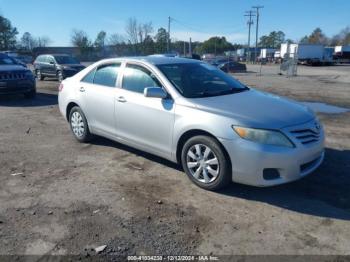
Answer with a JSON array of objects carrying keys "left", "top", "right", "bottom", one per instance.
[
  {"left": 117, "top": 96, "right": 127, "bottom": 103},
  {"left": 79, "top": 87, "right": 85, "bottom": 92}
]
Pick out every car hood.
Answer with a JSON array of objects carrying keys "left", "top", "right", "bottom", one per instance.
[
  {"left": 190, "top": 89, "right": 314, "bottom": 129},
  {"left": 0, "top": 65, "right": 27, "bottom": 72}
]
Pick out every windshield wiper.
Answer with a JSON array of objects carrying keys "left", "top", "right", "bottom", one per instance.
[{"left": 193, "top": 87, "right": 248, "bottom": 98}]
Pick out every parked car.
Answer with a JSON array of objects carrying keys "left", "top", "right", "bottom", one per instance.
[
  {"left": 0, "top": 53, "right": 36, "bottom": 98},
  {"left": 58, "top": 57, "right": 325, "bottom": 190},
  {"left": 218, "top": 61, "right": 247, "bottom": 73},
  {"left": 33, "top": 54, "right": 85, "bottom": 82}
]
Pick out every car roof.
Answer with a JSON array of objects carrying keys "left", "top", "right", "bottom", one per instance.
[{"left": 101, "top": 56, "right": 201, "bottom": 66}]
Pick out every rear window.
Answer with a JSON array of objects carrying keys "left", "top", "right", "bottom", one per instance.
[
  {"left": 54, "top": 56, "right": 79, "bottom": 64},
  {"left": 93, "top": 64, "right": 120, "bottom": 87}
]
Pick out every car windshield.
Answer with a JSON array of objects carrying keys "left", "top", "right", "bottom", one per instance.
[
  {"left": 0, "top": 54, "right": 16, "bottom": 65},
  {"left": 54, "top": 56, "right": 79, "bottom": 64},
  {"left": 157, "top": 62, "right": 248, "bottom": 98}
]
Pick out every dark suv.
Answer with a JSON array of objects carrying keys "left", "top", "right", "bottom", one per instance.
[
  {"left": 0, "top": 53, "right": 36, "bottom": 98},
  {"left": 33, "top": 54, "right": 85, "bottom": 82}
]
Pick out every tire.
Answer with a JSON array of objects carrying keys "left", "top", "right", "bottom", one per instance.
[
  {"left": 36, "top": 70, "right": 44, "bottom": 81},
  {"left": 181, "top": 135, "right": 231, "bottom": 191},
  {"left": 24, "top": 89, "right": 36, "bottom": 99},
  {"left": 57, "top": 71, "right": 64, "bottom": 82},
  {"left": 69, "top": 106, "right": 92, "bottom": 143}
]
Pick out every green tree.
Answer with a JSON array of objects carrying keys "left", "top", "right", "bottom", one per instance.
[
  {"left": 154, "top": 27, "right": 168, "bottom": 54},
  {"left": 259, "top": 31, "right": 285, "bottom": 48},
  {"left": 331, "top": 26, "right": 350, "bottom": 45},
  {"left": 71, "top": 29, "right": 93, "bottom": 59},
  {"left": 299, "top": 35, "right": 309, "bottom": 44},
  {"left": 0, "top": 15, "right": 18, "bottom": 50},
  {"left": 20, "top": 32, "right": 35, "bottom": 50},
  {"left": 197, "top": 37, "right": 233, "bottom": 55},
  {"left": 94, "top": 31, "right": 107, "bottom": 49},
  {"left": 308, "top": 28, "right": 328, "bottom": 44},
  {"left": 143, "top": 35, "right": 155, "bottom": 55}
]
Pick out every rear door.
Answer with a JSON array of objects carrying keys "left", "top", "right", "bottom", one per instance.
[
  {"left": 115, "top": 63, "right": 175, "bottom": 157},
  {"left": 39, "top": 56, "right": 49, "bottom": 75},
  {"left": 46, "top": 56, "right": 57, "bottom": 76},
  {"left": 78, "top": 63, "right": 121, "bottom": 135}
]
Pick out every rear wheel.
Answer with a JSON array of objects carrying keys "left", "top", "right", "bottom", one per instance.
[
  {"left": 69, "top": 106, "right": 92, "bottom": 143},
  {"left": 181, "top": 135, "right": 231, "bottom": 191}
]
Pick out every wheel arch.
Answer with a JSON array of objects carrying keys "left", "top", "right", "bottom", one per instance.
[
  {"left": 66, "top": 102, "right": 80, "bottom": 121},
  {"left": 175, "top": 129, "right": 231, "bottom": 169}
]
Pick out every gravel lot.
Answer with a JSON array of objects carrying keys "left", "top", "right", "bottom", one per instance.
[{"left": 0, "top": 64, "right": 349, "bottom": 259}]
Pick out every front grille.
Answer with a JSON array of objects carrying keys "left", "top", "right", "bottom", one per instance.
[
  {"left": 0, "top": 72, "right": 26, "bottom": 80},
  {"left": 290, "top": 128, "right": 320, "bottom": 145}
]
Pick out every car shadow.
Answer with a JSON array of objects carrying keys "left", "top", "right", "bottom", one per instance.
[
  {"left": 90, "top": 136, "right": 181, "bottom": 171},
  {"left": 217, "top": 147, "right": 350, "bottom": 220},
  {"left": 89, "top": 137, "right": 350, "bottom": 220},
  {"left": 0, "top": 92, "right": 58, "bottom": 107}
]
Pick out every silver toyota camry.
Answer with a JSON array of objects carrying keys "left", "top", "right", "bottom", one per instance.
[{"left": 58, "top": 57, "right": 325, "bottom": 190}]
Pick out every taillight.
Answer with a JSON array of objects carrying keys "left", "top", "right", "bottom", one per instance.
[{"left": 58, "top": 83, "right": 64, "bottom": 92}]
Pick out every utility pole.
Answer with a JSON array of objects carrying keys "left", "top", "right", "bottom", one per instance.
[
  {"left": 252, "top": 6, "right": 263, "bottom": 63},
  {"left": 167, "top": 16, "right": 171, "bottom": 53},
  {"left": 244, "top": 10, "right": 255, "bottom": 62},
  {"left": 189, "top": 38, "right": 192, "bottom": 57},
  {"left": 214, "top": 37, "right": 217, "bottom": 56},
  {"left": 183, "top": 41, "right": 186, "bottom": 57}
]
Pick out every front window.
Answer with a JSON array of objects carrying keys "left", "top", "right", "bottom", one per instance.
[
  {"left": 122, "top": 64, "right": 162, "bottom": 94},
  {"left": 54, "top": 56, "right": 79, "bottom": 64},
  {"left": 157, "top": 63, "right": 248, "bottom": 98}
]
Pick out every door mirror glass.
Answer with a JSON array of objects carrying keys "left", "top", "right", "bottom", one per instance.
[{"left": 144, "top": 87, "right": 168, "bottom": 99}]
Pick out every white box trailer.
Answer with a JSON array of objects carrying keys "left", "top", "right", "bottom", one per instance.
[
  {"left": 334, "top": 46, "right": 350, "bottom": 62},
  {"left": 335, "top": 45, "right": 350, "bottom": 53},
  {"left": 260, "top": 48, "right": 277, "bottom": 59},
  {"left": 280, "top": 43, "right": 325, "bottom": 65}
]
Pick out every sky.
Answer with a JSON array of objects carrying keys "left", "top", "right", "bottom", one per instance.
[{"left": 0, "top": 0, "right": 349, "bottom": 46}]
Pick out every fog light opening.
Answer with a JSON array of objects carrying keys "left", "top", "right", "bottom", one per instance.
[{"left": 263, "top": 168, "right": 281, "bottom": 180}]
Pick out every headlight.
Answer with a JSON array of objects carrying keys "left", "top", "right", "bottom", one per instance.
[{"left": 232, "top": 126, "right": 294, "bottom": 148}]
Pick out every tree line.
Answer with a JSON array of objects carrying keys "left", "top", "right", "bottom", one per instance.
[
  {"left": 69, "top": 18, "right": 243, "bottom": 59},
  {"left": 1, "top": 14, "right": 349, "bottom": 58},
  {"left": 258, "top": 27, "right": 350, "bottom": 49}
]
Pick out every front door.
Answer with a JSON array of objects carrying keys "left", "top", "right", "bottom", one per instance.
[{"left": 115, "top": 63, "right": 174, "bottom": 158}]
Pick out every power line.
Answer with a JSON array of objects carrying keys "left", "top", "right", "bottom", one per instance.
[
  {"left": 252, "top": 5, "right": 264, "bottom": 62},
  {"left": 172, "top": 17, "right": 246, "bottom": 37}
]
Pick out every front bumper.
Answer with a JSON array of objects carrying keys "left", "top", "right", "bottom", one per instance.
[
  {"left": 0, "top": 79, "right": 36, "bottom": 95},
  {"left": 220, "top": 122, "right": 325, "bottom": 187}
]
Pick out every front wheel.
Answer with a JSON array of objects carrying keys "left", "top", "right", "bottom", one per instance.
[
  {"left": 69, "top": 106, "right": 92, "bottom": 143},
  {"left": 36, "top": 70, "right": 44, "bottom": 81},
  {"left": 57, "top": 71, "right": 64, "bottom": 82},
  {"left": 181, "top": 135, "right": 231, "bottom": 191}
]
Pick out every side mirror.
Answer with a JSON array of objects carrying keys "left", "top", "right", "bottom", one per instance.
[
  {"left": 144, "top": 87, "right": 168, "bottom": 99},
  {"left": 49, "top": 61, "right": 55, "bottom": 65}
]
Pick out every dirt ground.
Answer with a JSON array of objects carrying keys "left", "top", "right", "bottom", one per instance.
[{"left": 0, "top": 64, "right": 350, "bottom": 260}]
